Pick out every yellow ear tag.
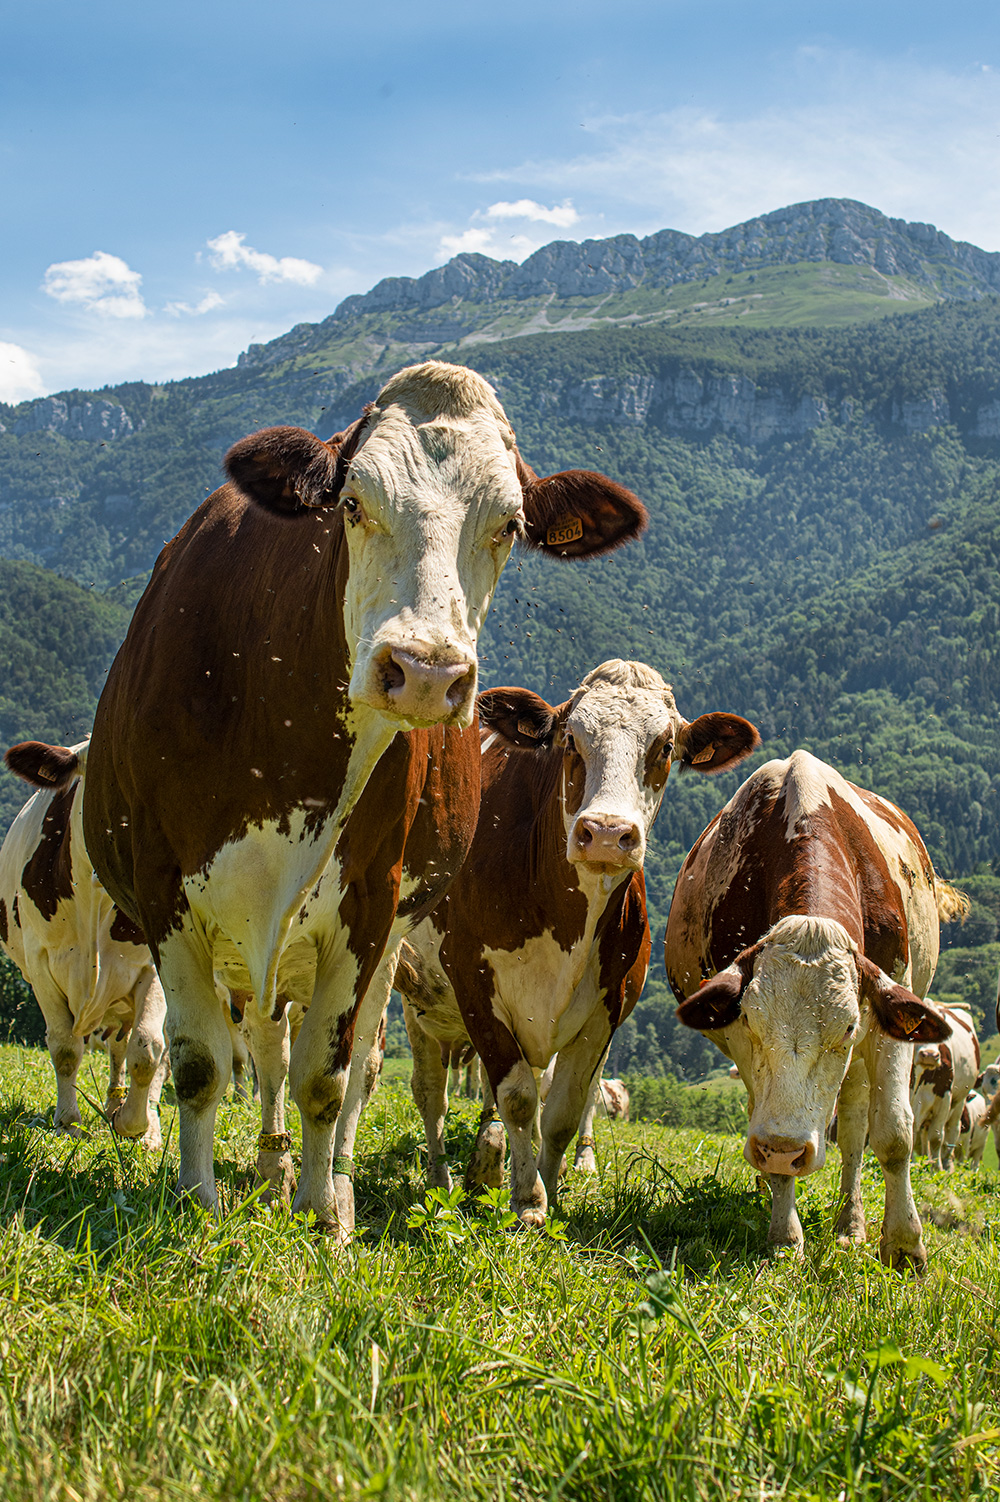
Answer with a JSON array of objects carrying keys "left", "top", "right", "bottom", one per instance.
[
  {"left": 546, "top": 515, "right": 584, "bottom": 547},
  {"left": 901, "top": 1012, "right": 921, "bottom": 1035},
  {"left": 517, "top": 720, "right": 540, "bottom": 737},
  {"left": 691, "top": 743, "right": 716, "bottom": 765}
]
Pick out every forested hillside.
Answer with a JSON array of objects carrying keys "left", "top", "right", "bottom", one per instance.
[{"left": 3, "top": 208, "right": 1000, "bottom": 1072}]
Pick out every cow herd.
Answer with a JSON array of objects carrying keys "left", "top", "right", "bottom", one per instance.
[{"left": 0, "top": 360, "right": 993, "bottom": 1272}]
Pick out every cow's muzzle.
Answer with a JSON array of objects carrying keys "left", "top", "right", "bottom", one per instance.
[
  {"left": 746, "top": 1133, "right": 819, "bottom": 1176},
  {"left": 569, "top": 814, "right": 643, "bottom": 869},
  {"left": 376, "top": 646, "right": 477, "bottom": 725}
]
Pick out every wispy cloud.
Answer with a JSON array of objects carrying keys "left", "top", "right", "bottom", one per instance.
[
  {"left": 206, "top": 231, "right": 323, "bottom": 285},
  {"left": 484, "top": 198, "right": 579, "bottom": 227},
  {"left": 469, "top": 53, "right": 1000, "bottom": 250},
  {"left": 41, "top": 251, "right": 147, "bottom": 319},
  {"left": 163, "top": 291, "right": 225, "bottom": 317},
  {"left": 0, "top": 342, "right": 45, "bottom": 404},
  {"left": 436, "top": 198, "right": 580, "bottom": 262}
]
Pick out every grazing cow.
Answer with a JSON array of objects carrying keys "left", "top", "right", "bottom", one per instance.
[
  {"left": 0, "top": 741, "right": 168, "bottom": 1145},
  {"left": 396, "top": 659, "right": 759, "bottom": 1222},
  {"left": 955, "top": 1091, "right": 989, "bottom": 1167},
  {"left": 909, "top": 1003, "right": 979, "bottom": 1170},
  {"left": 83, "top": 362, "right": 647, "bottom": 1234},
  {"left": 666, "top": 750, "right": 960, "bottom": 1269}
]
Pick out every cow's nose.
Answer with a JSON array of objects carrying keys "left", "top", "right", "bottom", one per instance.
[
  {"left": 747, "top": 1135, "right": 816, "bottom": 1176},
  {"left": 383, "top": 648, "right": 476, "bottom": 723},
  {"left": 571, "top": 816, "right": 642, "bottom": 867}
]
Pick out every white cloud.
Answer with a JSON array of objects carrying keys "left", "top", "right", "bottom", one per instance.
[
  {"left": 0, "top": 342, "right": 45, "bottom": 404},
  {"left": 207, "top": 231, "right": 323, "bottom": 286},
  {"left": 469, "top": 53, "right": 1000, "bottom": 252},
  {"left": 485, "top": 198, "right": 579, "bottom": 227},
  {"left": 437, "top": 227, "right": 499, "bottom": 257},
  {"left": 164, "top": 291, "right": 225, "bottom": 317},
  {"left": 42, "top": 251, "right": 147, "bottom": 319}
]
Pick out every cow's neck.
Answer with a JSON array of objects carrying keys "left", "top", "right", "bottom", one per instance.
[{"left": 769, "top": 833, "right": 865, "bottom": 948}]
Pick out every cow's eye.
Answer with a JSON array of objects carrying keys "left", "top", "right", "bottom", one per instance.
[
  {"left": 493, "top": 517, "right": 521, "bottom": 546},
  {"left": 342, "top": 495, "right": 364, "bottom": 525},
  {"left": 564, "top": 733, "right": 576, "bottom": 753}
]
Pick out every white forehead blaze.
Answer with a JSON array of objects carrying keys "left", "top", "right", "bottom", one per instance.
[{"left": 564, "top": 661, "right": 681, "bottom": 827}]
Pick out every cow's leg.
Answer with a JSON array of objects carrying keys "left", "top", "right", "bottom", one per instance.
[
  {"left": 496, "top": 1059, "right": 546, "bottom": 1226},
  {"left": 331, "top": 947, "right": 397, "bottom": 1239},
  {"left": 230, "top": 1025, "right": 252, "bottom": 1104},
  {"left": 538, "top": 1031, "right": 608, "bottom": 1202},
  {"left": 105, "top": 1025, "right": 130, "bottom": 1121},
  {"left": 940, "top": 1098, "right": 965, "bottom": 1172},
  {"left": 241, "top": 995, "right": 295, "bottom": 1207},
  {"left": 33, "top": 976, "right": 85, "bottom": 1135},
  {"left": 867, "top": 1037, "right": 926, "bottom": 1272},
  {"left": 159, "top": 936, "right": 232, "bottom": 1210},
  {"left": 402, "top": 998, "right": 452, "bottom": 1192},
  {"left": 464, "top": 1074, "right": 506, "bottom": 1191},
  {"left": 834, "top": 1056, "right": 869, "bottom": 1247},
  {"left": 114, "top": 970, "right": 168, "bottom": 1148},
  {"left": 765, "top": 1174, "right": 803, "bottom": 1256},
  {"left": 287, "top": 949, "right": 362, "bottom": 1234},
  {"left": 924, "top": 1098, "right": 947, "bottom": 1171}
]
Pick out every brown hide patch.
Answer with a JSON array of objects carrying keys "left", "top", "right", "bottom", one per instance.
[
  {"left": 22, "top": 782, "right": 77, "bottom": 921},
  {"left": 110, "top": 907, "right": 146, "bottom": 946},
  {"left": 0, "top": 899, "right": 7, "bottom": 945},
  {"left": 12, "top": 895, "right": 19, "bottom": 929},
  {"left": 83, "top": 479, "right": 358, "bottom": 944},
  {"left": 666, "top": 759, "right": 918, "bottom": 1009},
  {"left": 596, "top": 870, "right": 651, "bottom": 1033},
  {"left": 961, "top": 1103, "right": 971, "bottom": 1133},
  {"left": 919, "top": 1043, "right": 954, "bottom": 1097},
  {"left": 643, "top": 731, "right": 673, "bottom": 792}
]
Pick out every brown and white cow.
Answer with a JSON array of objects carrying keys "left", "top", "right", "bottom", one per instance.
[
  {"left": 396, "top": 660, "right": 759, "bottom": 1223},
  {"left": 82, "top": 362, "right": 647, "bottom": 1234},
  {"left": 666, "top": 750, "right": 961, "bottom": 1269},
  {"left": 955, "top": 1090, "right": 989, "bottom": 1167},
  {"left": 909, "top": 1003, "right": 979, "bottom": 1170},
  {"left": 0, "top": 741, "right": 168, "bottom": 1145}
]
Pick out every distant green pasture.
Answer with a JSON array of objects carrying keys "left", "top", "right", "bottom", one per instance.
[{"left": 0, "top": 1043, "right": 997, "bottom": 1501}]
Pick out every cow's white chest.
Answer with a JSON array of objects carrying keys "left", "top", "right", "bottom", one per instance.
[
  {"left": 187, "top": 810, "right": 346, "bottom": 1010},
  {"left": 484, "top": 926, "right": 604, "bottom": 1069},
  {"left": 22, "top": 892, "right": 150, "bottom": 1036}
]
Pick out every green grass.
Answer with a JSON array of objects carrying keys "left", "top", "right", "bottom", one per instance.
[{"left": 0, "top": 1043, "right": 998, "bottom": 1501}]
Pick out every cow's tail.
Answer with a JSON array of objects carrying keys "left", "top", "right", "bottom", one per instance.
[
  {"left": 5, "top": 740, "right": 86, "bottom": 791},
  {"left": 935, "top": 878, "right": 970, "bottom": 926}
]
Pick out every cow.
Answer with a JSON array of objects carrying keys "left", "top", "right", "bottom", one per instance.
[
  {"left": 909, "top": 1002, "right": 979, "bottom": 1170},
  {"left": 82, "top": 361, "right": 647, "bottom": 1236},
  {"left": 975, "top": 1059, "right": 1000, "bottom": 1158},
  {"left": 955, "top": 1091, "right": 989, "bottom": 1167},
  {"left": 395, "top": 659, "right": 760, "bottom": 1223},
  {"left": 0, "top": 740, "right": 168, "bottom": 1146},
  {"left": 537, "top": 1055, "right": 630, "bottom": 1174},
  {"left": 665, "top": 750, "right": 962, "bottom": 1270}
]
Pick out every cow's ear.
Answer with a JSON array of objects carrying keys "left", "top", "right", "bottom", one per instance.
[
  {"left": 5, "top": 741, "right": 80, "bottom": 791},
  {"left": 858, "top": 957, "right": 952, "bottom": 1042},
  {"left": 516, "top": 455, "right": 648, "bottom": 558},
  {"left": 675, "top": 713, "right": 761, "bottom": 775},
  {"left": 477, "top": 687, "right": 559, "bottom": 749},
  {"left": 225, "top": 414, "right": 369, "bottom": 515},
  {"left": 676, "top": 947, "right": 760, "bottom": 1030}
]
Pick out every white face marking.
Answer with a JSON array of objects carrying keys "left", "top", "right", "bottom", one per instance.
[
  {"left": 561, "top": 665, "right": 682, "bottom": 871},
  {"left": 726, "top": 917, "right": 864, "bottom": 1175},
  {"left": 341, "top": 389, "right": 523, "bottom": 729}
]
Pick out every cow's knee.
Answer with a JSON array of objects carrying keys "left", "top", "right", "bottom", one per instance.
[
  {"left": 497, "top": 1060, "right": 536, "bottom": 1129},
  {"left": 172, "top": 1038, "right": 223, "bottom": 1112},
  {"left": 299, "top": 1070, "right": 345, "bottom": 1127}
]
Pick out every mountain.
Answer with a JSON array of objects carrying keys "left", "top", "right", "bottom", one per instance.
[{"left": 1, "top": 196, "right": 1000, "bottom": 1065}]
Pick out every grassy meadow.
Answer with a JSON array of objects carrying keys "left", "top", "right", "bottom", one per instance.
[{"left": 0, "top": 1043, "right": 998, "bottom": 1502}]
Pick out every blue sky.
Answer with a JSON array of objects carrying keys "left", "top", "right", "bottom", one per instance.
[{"left": 4, "top": 0, "right": 1000, "bottom": 400}]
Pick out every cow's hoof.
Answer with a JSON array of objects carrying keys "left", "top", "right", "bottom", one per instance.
[
  {"left": 766, "top": 1239, "right": 804, "bottom": 1261},
  {"left": 516, "top": 1206, "right": 547, "bottom": 1229},
  {"left": 257, "top": 1154, "right": 296, "bottom": 1207},
  {"left": 139, "top": 1125, "right": 163, "bottom": 1151},
  {"left": 880, "top": 1242, "right": 927, "bottom": 1275},
  {"left": 56, "top": 1121, "right": 87, "bottom": 1140},
  {"left": 574, "top": 1149, "right": 597, "bottom": 1175}
]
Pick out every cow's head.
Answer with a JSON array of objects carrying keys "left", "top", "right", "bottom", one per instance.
[
  {"left": 478, "top": 661, "right": 759, "bottom": 877},
  {"left": 676, "top": 915, "right": 951, "bottom": 1178},
  {"left": 224, "top": 363, "right": 647, "bottom": 731}
]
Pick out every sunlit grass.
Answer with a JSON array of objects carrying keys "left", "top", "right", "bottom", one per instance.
[{"left": 0, "top": 1042, "right": 997, "bottom": 1500}]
